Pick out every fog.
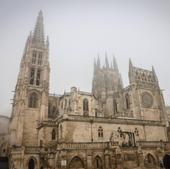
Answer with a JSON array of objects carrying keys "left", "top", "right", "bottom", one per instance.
[{"left": 0, "top": 0, "right": 170, "bottom": 116}]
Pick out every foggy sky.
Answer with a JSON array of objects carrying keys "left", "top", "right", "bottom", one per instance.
[{"left": 1, "top": 0, "right": 170, "bottom": 116}]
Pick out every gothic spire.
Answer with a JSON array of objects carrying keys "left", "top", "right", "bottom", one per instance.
[
  {"left": 129, "top": 58, "right": 133, "bottom": 71},
  {"left": 105, "top": 52, "right": 109, "bottom": 69},
  {"left": 111, "top": 61, "right": 113, "bottom": 69},
  {"left": 113, "top": 55, "right": 118, "bottom": 72},
  {"left": 23, "top": 35, "right": 31, "bottom": 57},
  {"left": 32, "top": 10, "right": 44, "bottom": 46},
  {"left": 97, "top": 54, "right": 101, "bottom": 69},
  {"left": 94, "top": 57, "right": 97, "bottom": 74},
  {"left": 128, "top": 58, "right": 133, "bottom": 84},
  {"left": 46, "top": 36, "right": 49, "bottom": 49}
]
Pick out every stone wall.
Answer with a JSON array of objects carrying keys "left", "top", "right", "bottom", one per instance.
[{"left": 60, "top": 119, "right": 167, "bottom": 143}]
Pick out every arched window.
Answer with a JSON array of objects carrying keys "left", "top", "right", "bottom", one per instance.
[
  {"left": 32, "top": 51, "right": 37, "bottom": 64},
  {"left": 94, "top": 156, "right": 103, "bottom": 169},
  {"left": 65, "top": 99, "right": 67, "bottom": 109},
  {"left": 3, "top": 149, "right": 6, "bottom": 153},
  {"left": 36, "top": 69, "right": 41, "bottom": 86},
  {"left": 60, "top": 125, "right": 63, "bottom": 139},
  {"left": 52, "top": 129, "right": 56, "bottom": 140},
  {"left": 40, "top": 140, "right": 43, "bottom": 147},
  {"left": 142, "top": 73, "right": 146, "bottom": 81},
  {"left": 30, "top": 68, "right": 35, "bottom": 85},
  {"left": 56, "top": 109, "right": 59, "bottom": 117},
  {"left": 38, "top": 52, "right": 43, "bottom": 65},
  {"left": 113, "top": 99, "right": 118, "bottom": 114},
  {"left": 52, "top": 106, "right": 56, "bottom": 117},
  {"left": 48, "top": 105, "right": 58, "bottom": 118},
  {"left": 83, "top": 98, "right": 89, "bottom": 112},
  {"left": 144, "top": 154, "right": 156, "bottom": 168},
  {"left": 48, "top": 103, "right": 51, "bottom": 117},
  {"left": 144, "top": 76, "right": 147, "bottom": 81},
  {"left": 125, "top": 94, "right": 130, "bottom": 109},
  {"left": 28, "top": 158, "right": 35, "bottom": 169},
  {"left": 28, "top": 92, "right": 38, "bottom": 108},
  {"left": 148, "top": 75, "right": 153, "bottom": 82},
  {"left": 98, "top": 126, "right": 103, "bottom": 138}
]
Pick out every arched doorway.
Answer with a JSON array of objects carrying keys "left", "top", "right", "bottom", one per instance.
[
  {"left": 28, "top": 158, "right": 35, "bottom": 169},
  {"left": 144, "top": 154, "right": 156, "bottom": 168},
  {"left": 94, "top": 156, "right": 103, "bottom": 169},
  {"left": 69, "top": 156, "right": 84, "bottom": 169},
  {"left": 163, "top": 154, "right": 170, "bottom": 169}
]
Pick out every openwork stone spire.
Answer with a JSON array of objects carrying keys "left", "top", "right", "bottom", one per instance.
[{"left": 32, "top": 10, "right": 44, "bottom": 46}]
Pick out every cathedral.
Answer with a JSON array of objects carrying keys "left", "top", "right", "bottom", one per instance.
[{"left": 1, "top": 11, "right": 170, "bottom": 169}]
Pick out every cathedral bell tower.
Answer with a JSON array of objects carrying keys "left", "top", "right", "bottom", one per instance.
[{"left": 9, "top": 11, "right": 50, "bottom": 146}]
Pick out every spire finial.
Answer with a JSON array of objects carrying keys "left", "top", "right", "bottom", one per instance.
[{"left": 32, "top": 10, "right": 44, "bottom": 46}]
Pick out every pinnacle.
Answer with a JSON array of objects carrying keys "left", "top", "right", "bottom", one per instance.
[
  {"left": 113, "top": 55, "right": 119, "bottom": 72},
  {"left": 32, "top": 10, "right": 45, "bottom": 46}
]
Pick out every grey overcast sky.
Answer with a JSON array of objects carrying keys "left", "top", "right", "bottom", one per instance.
[{"left": 0, "top": 0, "right": 170, "bottom": 116}]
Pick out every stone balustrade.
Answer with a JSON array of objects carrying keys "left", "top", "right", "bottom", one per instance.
[
  {"left": 137, "top": 141, "right": 164, "bottom": 148},
  {"left": 57, "top": 142, "right": 110, "bottom": 150},
  {"left": 25, "top": 146, "right": 40, "bottom": 153},
  {"left": 10, "top": 141, "right": 170, "bottom": 155}
]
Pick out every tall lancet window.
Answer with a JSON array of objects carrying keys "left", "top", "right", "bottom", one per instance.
[
  {"left": 125, "top": 93, "right": 130, "bottom": 109},
  {"left": 32, "top": 51, "right": 37, "bottom": 64},
  {"left": 98, "top": 126, "right": 103, "bottom": 138},
  {"left": 38, "top": 52, "right": 43, "bottom": 65},
  {"left": 36, "top": 69, "right": 41, "bottom": 86},
  {"left": 113, "top": 99, "right": 118, "bottom": 114},
  {"left": 30, "top": 68, "right": 35, "bottom": 85},
  {"left": 28, "top": 92, "right": 38, "bottom": 108},
  {"left": 52, "top": 129, "right": 56, "bottom": 140},
  {"left": 83, "top": 98, "right": 89, "bottom": 112},
  {"left": 60, "top": 125, "right": 63, "bottom": 139}
]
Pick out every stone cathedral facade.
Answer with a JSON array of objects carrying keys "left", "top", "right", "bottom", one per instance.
[{"left": 3, "top": 11, "right": 170, "bottom": 169}]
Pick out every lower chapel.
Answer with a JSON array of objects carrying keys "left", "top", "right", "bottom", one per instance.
[{"left": 1, "top": 11, "right": 170, "bottom": 169}]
